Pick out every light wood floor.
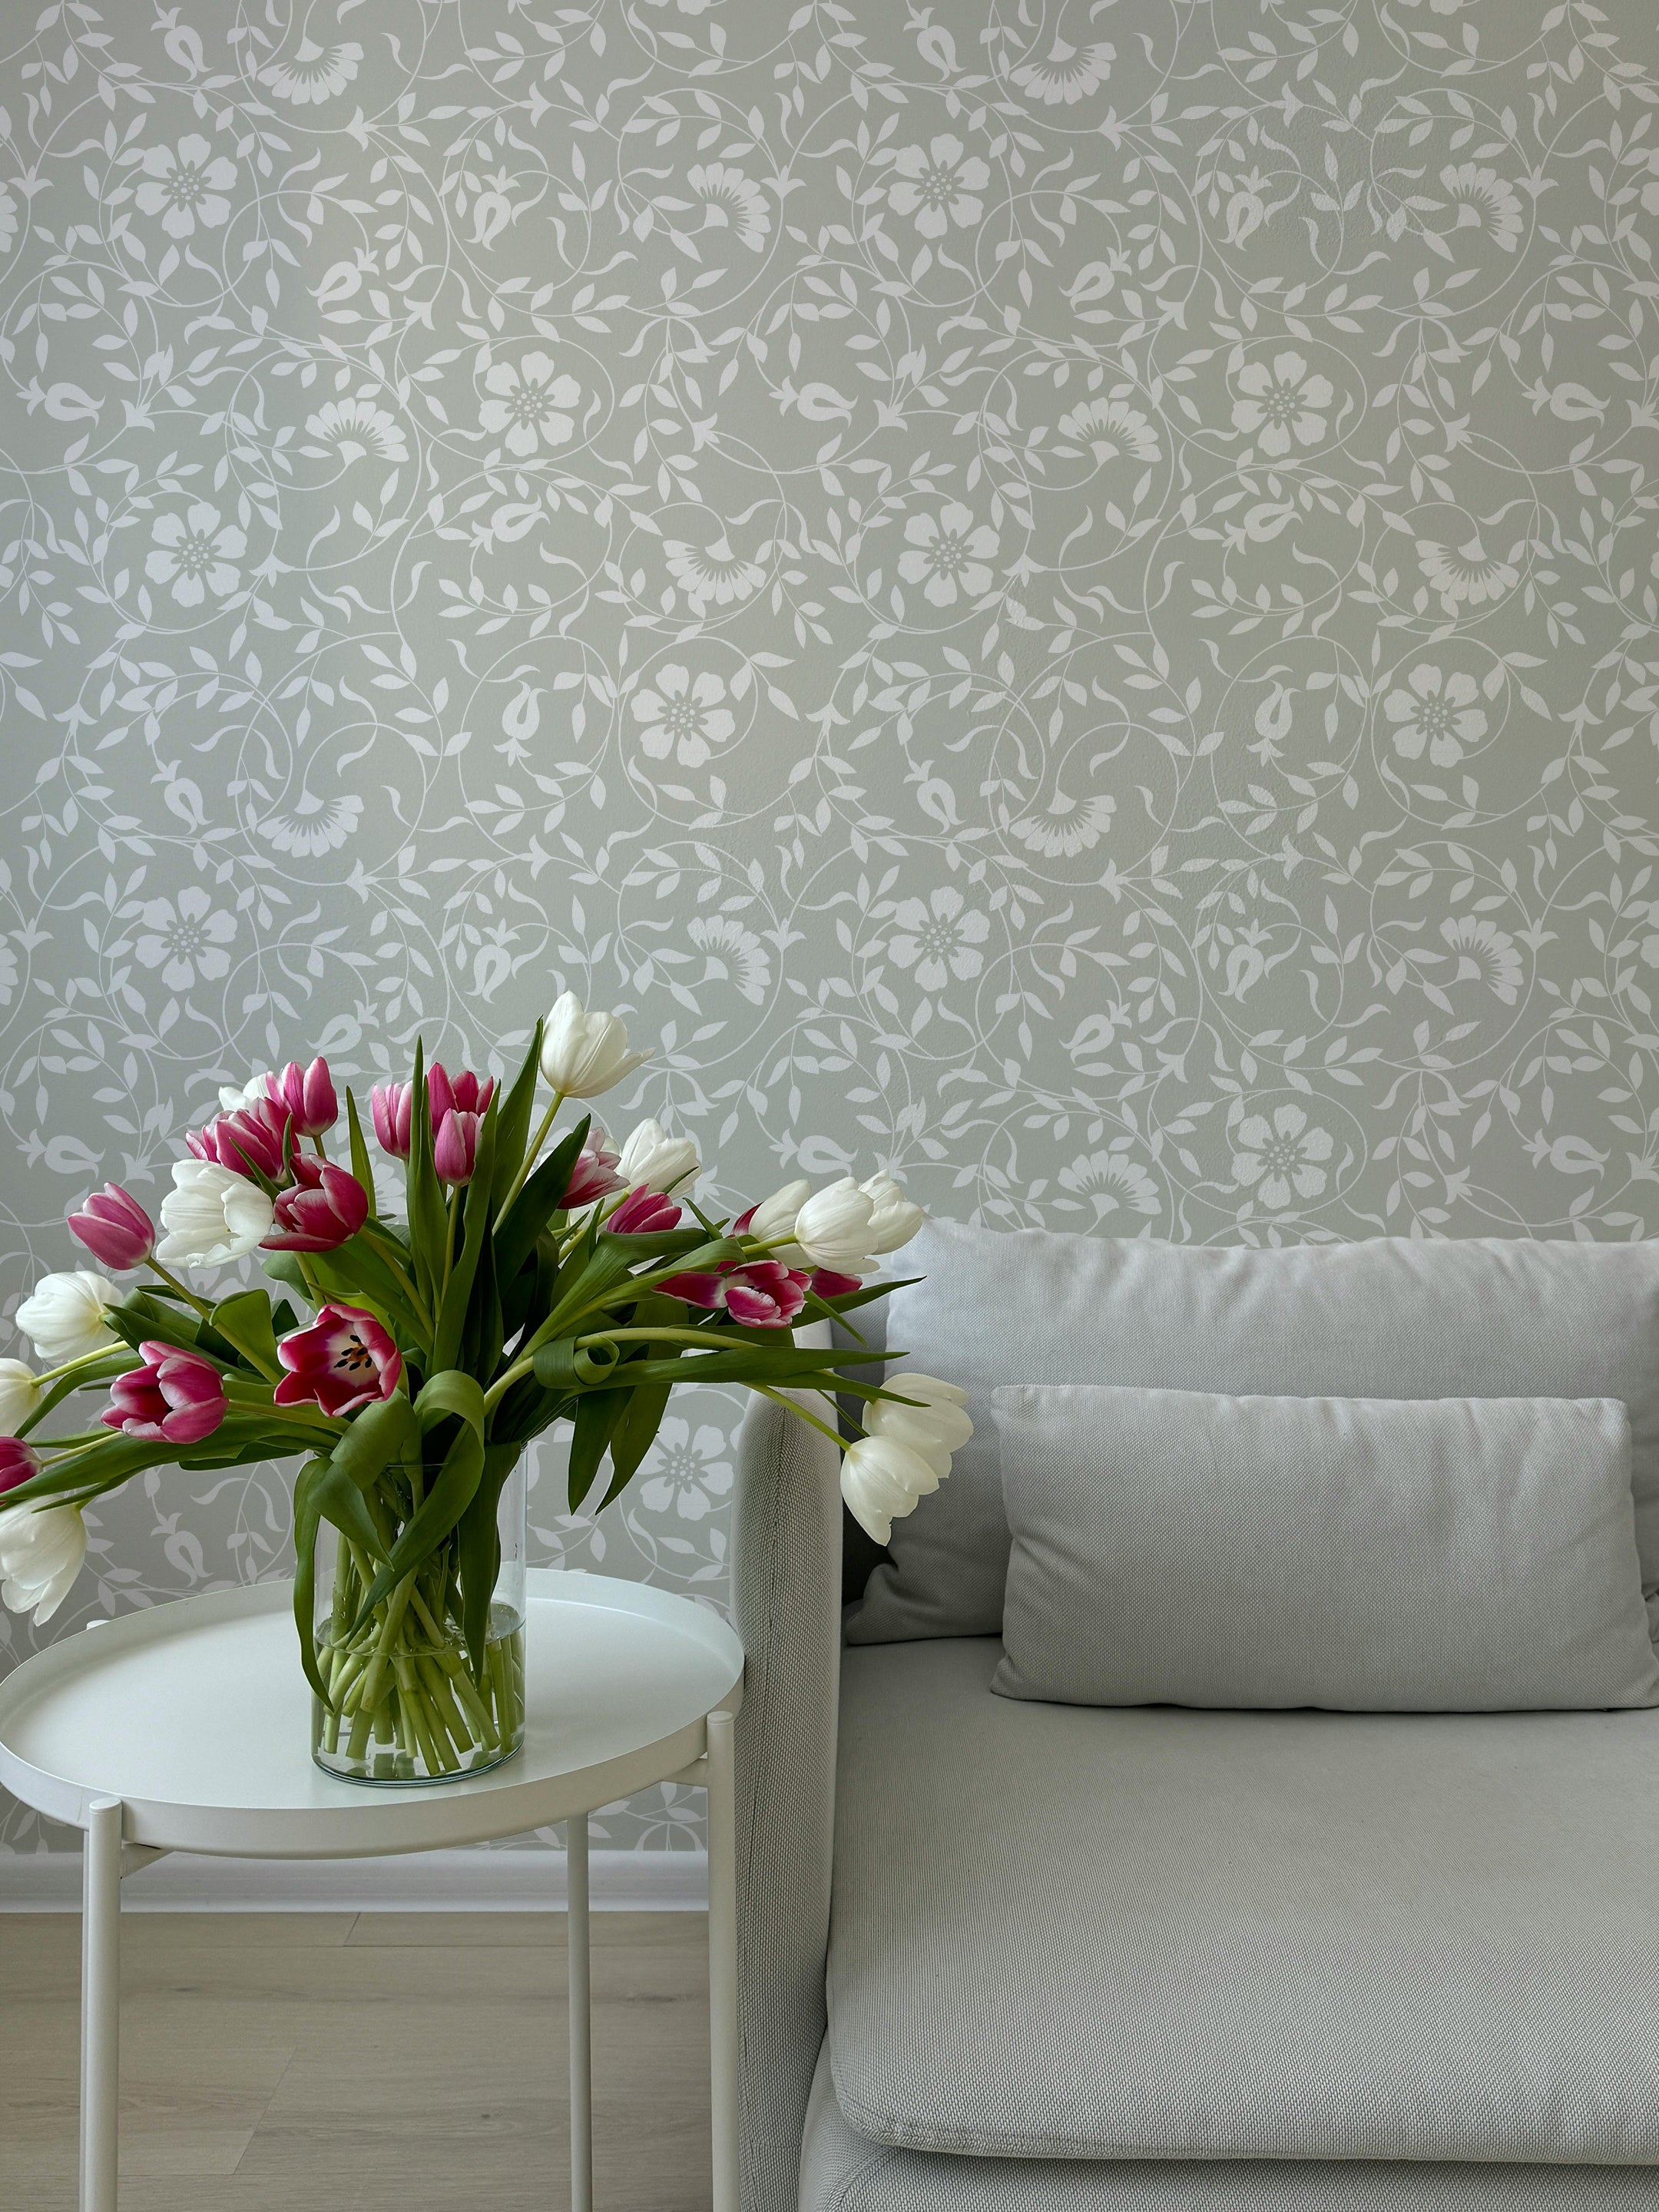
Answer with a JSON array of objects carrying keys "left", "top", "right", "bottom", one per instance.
[{"left": 2, "top": 1911, "right": 713, "bottom": 2210}]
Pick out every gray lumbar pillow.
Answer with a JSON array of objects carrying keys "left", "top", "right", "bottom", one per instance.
[
  {"left": 846, "top": 1222, "right": 1659, "bottom": 1646},
  {"left": 992, "top": 1385, "right": 1659, "bottom": 1713}
]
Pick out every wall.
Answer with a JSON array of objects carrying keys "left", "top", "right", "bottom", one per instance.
[{"left": 2, "top": 0, "right": 1657, "bottom": 1853}]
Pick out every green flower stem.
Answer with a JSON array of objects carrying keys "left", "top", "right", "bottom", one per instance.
[
  {"left": 498, "top": 1089, "right": 565, "bottom": 1219},
  {"left": 440, "top": 1190, "right": 459, "bottom": 1303},
  {"left": 751, "top": 1383, "right": 849, "bottom": 1451},
  {"left": 359, "top": 1226, "right": 434, "bottom": 1335},
  {"left": 143, "top": 1260, "right": 217, "bottom": 1322}
]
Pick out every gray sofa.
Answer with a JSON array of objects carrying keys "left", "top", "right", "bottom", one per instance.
[{"left": 732, "top": 1224, "right": 1659, "bottom": 2211}]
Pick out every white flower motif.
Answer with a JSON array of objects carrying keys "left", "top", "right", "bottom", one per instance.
[
  {"left": 256, "top": 792, "right": 363, "bottom": 856},
  {"left": 131, "top": 886, "right": 237, "bottom": 992},
  {"left": 464, "top": 169, "right": 518, "bottom": 250},
  {"left": 1442, "top": 916, "right": 1523, "bottom": 1005},
  {"left": 687, "top": 913, "right": 773, "bottom": 1005},
  {"left": 1057, "top": 1149, "right": 1161, "bottom": 1220},
  {"left": 686, "top": 164, "right": 770, "bottom": 251},
  {"left": 1439, "top": 163, "right": 1525, "bottom": 253},
  {"left": 1056, "top": 398, "right": 1161, "bottom": 469},
  {"left": 887, "top": 886, "right": 990, "bottom": 992},
  {"left": 144, "top": 502, "right": 246, "bottom": 608},
  {"left": 664, "top": 537, "right": 765, "bottom": 612},
  {"left": 1384, "top": 664, "right": 1489, "bottom": 769},
  {"left": 0, "top": 187, "right": 17, "bottom": 256},
  {"left": 1008, "top": 790, "right": 1115, "bottom": 859},
  {"left": 1230, "top": 352, "right": 1334, "bottom": 457},
  {"left": 1010, "top": 38, "right": 1115, "bottom": 105},
  {"left": 1231, "top": 1104, "right": 1335, "bottom": 1211},
  {"left": 637, "top": 1419, "right": 733, "bottom": 1523},
  {"left": 1416, "top": 535, "right": 1518, "bottom": 614},
  {"left": 631, "top": 666, "right": 736, "bottom": 768},
  {"left": 303, "top": 399, "right": 409, "bottom": 465},
  {"left": 897, "top": 502, "right": 998, "bottom": 608},
  {"left": 886, "top": 135, "right": 990, "bottom": 240},
  {"left": 259, "top": 38, "right": 363, "bottom": 104},
  {"left": 134, "top": 134, "right": 237, "bottom": 238},
  {"left": 479, "top": 352, "right": 581, "bottom": 457}
]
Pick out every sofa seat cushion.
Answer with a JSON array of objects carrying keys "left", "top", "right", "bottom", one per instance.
[
  {"left": 801, "top": 2047, "right": 1659, "bottom": 2212},
  {"left": 827, "top": 1640, "right": 1659, "bottom": 2167}
]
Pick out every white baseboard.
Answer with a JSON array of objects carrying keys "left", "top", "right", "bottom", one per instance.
[{"left": 0, "top": 1846, "right": 707, "bottom": 1913}]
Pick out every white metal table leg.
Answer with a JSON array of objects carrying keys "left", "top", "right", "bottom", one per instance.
[
  {"left": 707, "top": 1709, "right": 739, "bottom": 2212},
  {"left": 81, "top": 1797, "right": 123, "bottom": 2212},
  {"left": 567, "top": 1812, "right": 592, "bottom": 2212}
]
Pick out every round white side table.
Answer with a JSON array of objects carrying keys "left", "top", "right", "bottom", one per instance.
[{"left": 0, "top": 1567, "right": 744, "bottom": 2212}]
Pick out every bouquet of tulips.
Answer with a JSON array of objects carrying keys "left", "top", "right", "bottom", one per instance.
[{"left": 0, "top": 996, "right": 969, "bottom": 1781}]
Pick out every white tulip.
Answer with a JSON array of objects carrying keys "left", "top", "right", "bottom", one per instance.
[
  {"left": 840, "top": 1435, "right": 941, "bottom": 1546},
  {"left": 743, "top": 1180, "right": 811, "bottom": 1258},
  {"left": 540, "top": 992, "right": 651, "bottom": 1100},
  {"left": 859, "top": 1173, "right": 926, "bottom": 1256},
  {"left": 0, "top": 1500, "right": 87, "bottom": 1624},
  {"left": 15, "top": 1270, "right": 121, "bottom": 1365},
  {"left": 865, "top": 1373, "right": 972, "bottom": 1472},
  {"left": 156, "top": 1159, "right": 276, "bottom": 1268},
  {"left": 793, "top": 1178, "right": 879, "bottom": 1274},
  {"left": 0, "top": 1359, "right": 41, "bottom": 1435},
  {"left": 617, "top": 1118, "right": 700, "bottom": 1195},
  {"left": 217, "top": 1071, "right": 273, "bottom": 1114}
]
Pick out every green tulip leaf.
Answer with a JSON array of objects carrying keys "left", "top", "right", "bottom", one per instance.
[
  {"left": 492, "top": 1113, "right": 591, "bottom": 1283},
  {"left": 487, "top": 1023, "right": 545, "bottom": 1217},
  {"left": 597, "top": 1381, "right": 672, "bottom": 1511},
  {"left": 209, "top": 1289, "right": 281, "bottom": 1379},
  {"left": 568, "top": 1386, "right": 629, "bottom": 1513},
  {"left": 343, "top": 1088, "right": 378, "bottom": 1218},
  {"left": 431, "top": 1105, "right": 497, "bottom": 1376}
]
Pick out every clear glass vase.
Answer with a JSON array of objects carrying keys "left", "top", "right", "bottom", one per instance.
[{"left": 310, "top": 1444, "right": 526, "bottom": 1785}]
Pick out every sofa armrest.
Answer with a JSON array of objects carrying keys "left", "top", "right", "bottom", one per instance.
[{"left": 733, "top": 1374, "right": 843, "bottom": 2212}]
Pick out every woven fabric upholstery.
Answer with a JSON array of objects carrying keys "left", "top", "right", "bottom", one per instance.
[
  {"left": 993, "top": 1386, "right": 1659, "bottom": 1711},
  {"left": 733, "top": 1382, "right": 846, "bottom": 2212},
  {"left": 847, "top": 1221, "right": 1659, "bottom": 1643},
  {"left": 827, "top": 1639, "right": 1659, "bottom": 2165},
  {"left": 800, "top": 2047, "right": 1659, "bottom": 2212}
]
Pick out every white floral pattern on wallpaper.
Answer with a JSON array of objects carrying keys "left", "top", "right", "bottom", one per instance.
[{"left": 2, "top": 1, "right": 1657, "bottom": 1849}]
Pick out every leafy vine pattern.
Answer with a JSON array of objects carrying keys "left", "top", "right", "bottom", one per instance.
[{"left": 2, "top": 0, "right": 1657, "bottom": 1847}]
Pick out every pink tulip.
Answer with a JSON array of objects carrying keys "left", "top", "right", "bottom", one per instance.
[
  {"left": 265, "top": 1058, "right": 338, "bottom": 1138},
  {"left": 608, "top": 1188, "right": 681, "bottom": 1236},
  {"left": 662, "top": 1258, "right": 809, "bottom": 1329},
  {"left": 810, "top": 1267, "right": 863, "bottom": 1299},
  {"left": 428, "top": 1065, "right": 495, "bottom": 1127},
  {"left": 68, "top": 1184, "right": 154, "bottom": 1272},
  {"left": 101, "top": 1340, "right": 227, "bottom": 1447},
  {"left": 433, "top": 1109, "right": 482, "bottom": 1186},
  {"left": 263, "top": 1160, "right": 369, "bottom": 1253},
  {"left": 190, "top": 1098, "right": 291, "bottom": 1184},
  {"left": 564, "top": 1129, "right": 625, "bottom": 1209},
  {"left": 0, "top": 1437, "right": 41, "bottom": 1495},
  {"left": 370, "top": 1081, "right": 415, "bottom": 1160},
  {"left": 274, "top": 1303, "right": 402, "bottom": 1419}
]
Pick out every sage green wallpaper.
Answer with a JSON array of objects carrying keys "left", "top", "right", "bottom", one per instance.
[{"left": 2, "top": 0, "right": 1657, "bottom": 1852}]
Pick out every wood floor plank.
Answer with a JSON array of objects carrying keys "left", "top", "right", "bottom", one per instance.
[{"left": 0, "top": 1910, "right": 713, "bottom": 2212}]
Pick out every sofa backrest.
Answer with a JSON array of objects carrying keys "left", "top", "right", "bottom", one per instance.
[{"left": 844, "top": 1219, "right": 1659, "bottom": 1644}]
